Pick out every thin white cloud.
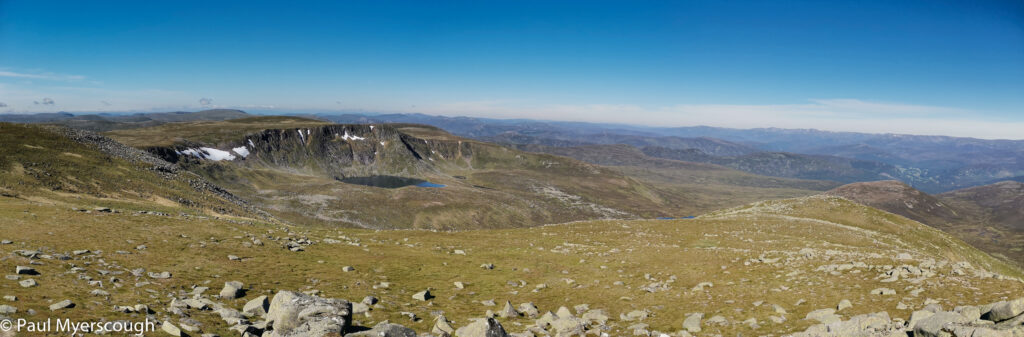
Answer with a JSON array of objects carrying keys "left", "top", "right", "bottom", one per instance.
[
  {"left": 806, "top": 99, "right": 965, "bottom": 116},
  {"left": 0, "top": 70, "right": 86, "bottom": 81}
]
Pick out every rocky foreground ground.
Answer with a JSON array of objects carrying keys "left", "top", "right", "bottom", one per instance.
[{"left": 0, "top": 196, "right": 1023, "bottom": 336}]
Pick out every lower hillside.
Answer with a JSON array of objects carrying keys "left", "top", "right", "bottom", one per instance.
[
  {"left": 0, "top": 194, "right": 1021, "bottom": 336},
  {"left": 828, "top": 180, "right": 1024, "bottom": 267},
  {"left": 0, "top": 123, "right": 266, "bottom": 220}
]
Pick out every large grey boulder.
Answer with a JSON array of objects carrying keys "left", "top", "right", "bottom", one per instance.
[
  {"left": 455, "top": 318, "right": 509, "bottom": 337},
  {"left": 161, "top": 321, "right": 183, "bottom": 336},
  {"left": 264, "top": 291, "right": 351, "bottom": 337},
  {"left": 985, "top": 298, "right": 1024, "bottom": 323},
  {"left": 913, "top": 312, "right": 971, "bottom": 337},
  {"left": 243, "top": 295, "right": 269, "bottom": 317}
]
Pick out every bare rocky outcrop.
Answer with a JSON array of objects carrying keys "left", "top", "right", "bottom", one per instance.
[{"left": 791, "top": 297, "right": 1024, "bottom": 337}]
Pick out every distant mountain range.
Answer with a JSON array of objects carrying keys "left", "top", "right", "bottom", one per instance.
[
  {"left": 4, "top": 110, "right": 1023, "bottom": 192},
  {"left": 318, "top": 113, "right": 1024, "bottom": 192},
  {"left": 0, "top": 109, "right": 250, "bottom": 131}
]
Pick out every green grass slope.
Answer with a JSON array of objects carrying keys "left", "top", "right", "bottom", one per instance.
[{"left": 0, "top": 195, "right": 1019, "bottom": 336}]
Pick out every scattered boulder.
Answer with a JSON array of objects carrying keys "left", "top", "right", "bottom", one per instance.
[
  {"left": 352, "top": 302, "right": 370, "bottom": 315},
  {"left": 243, "top": 295, "right": 269, "bottom": 317},
  {"left": 412, "top": 290, "right": 433, "bottom": 301},
  {"left": 433, "top": 315, "right": 456, "bottom": 336},
  {"left": 870, "top": 288, "right": 896, "bottom": 295},
  {"left": 536, "top": 311, "right": 558, "bottom": 329},
  {"left": 49, "top": 299, "right": 74, "bottom": 311},
  {"left": 621, "top": 309, "right": 648, "bottom": 321},
  {"left": 682, "top": 312, "right": 703, "bottom": 333},
  {"left": 18, "top": 279, "right": 37, "bottom": 288},
  {"left": 15, "top": 266, "right": 38, "bottom": 275},
  {"left": 149, "top": 271, "right": 172, "bottom": 279},
  {"left": 498, "top": 301, "right": 520, "bottom": 318},
  {"left": 518, "top": 303, "right": 539, "bottom": 318},
  {"left": 264, "top": 290, "right": 351, "bottom": 337},
  {"left": 455, "top": 317, "right": 509, "bottom": 337},
  {"left": 162, "top": 321, "right": 183, "bottom": 336},
  {"left": 550, "top": 315, "right": 586, "bottom": 336},
  {"left": 556, "top": 306, "right": 574, "bottom": 319},
  {"left": 220, "top": 281, "right": 246, "bottom": 299},
  {"left": 706, "top": 315, "right": 728, "bottom": 326}
]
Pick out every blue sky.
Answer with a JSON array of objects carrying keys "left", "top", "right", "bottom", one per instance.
[{"left": 1, "top": 0, "right": 1023, "bottom": 138}]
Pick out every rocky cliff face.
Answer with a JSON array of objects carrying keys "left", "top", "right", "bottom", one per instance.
[{"left": 153, "top": 124, "right": 476, "bottom": 179}]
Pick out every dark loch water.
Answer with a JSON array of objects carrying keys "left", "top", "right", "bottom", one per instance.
[{"left": 338, "top": 175, "right": 446, "bottom": 188}]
